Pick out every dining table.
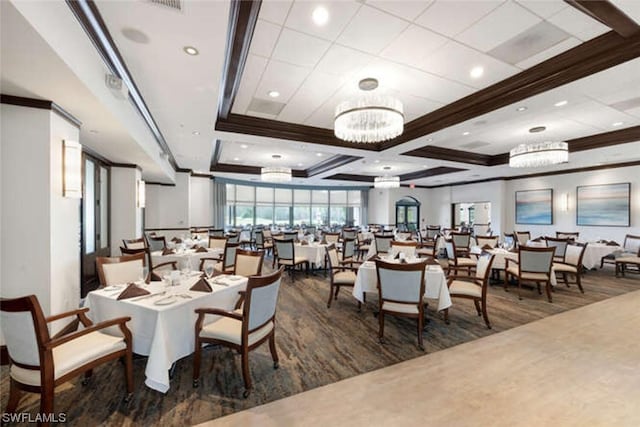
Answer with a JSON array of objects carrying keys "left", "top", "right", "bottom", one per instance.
[
  {"left": 151, "top": 247, "right": 223, "bottom": 270},
  {"left": 580, "top": 242, "right": 623, "bottom": 270},
  {"left": 352, "top": 258, "right": 452, "bottom": 312},
  {"left": 295, "top": 242, "right": 328, "bottom": 267},
  {"left": 84, "top": 274, "right": 247, "bottom": 393}
]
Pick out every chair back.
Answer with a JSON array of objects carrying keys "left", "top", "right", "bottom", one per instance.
[
  {"left": 263, "top": 229, "right": 272, "bottom": 240},
  {"left": 623, "top": 234, "right": 640, "bottom": 253},
  {"left": 375, "top": 259, "right": 426, "bottom": 304},
  {"left": 476, "top": 235, "right": 499, "bottom": 248},
  {"left": 274, "top": 239, "right": 294, "bottom": 261},
  {"left": 444, "top": 239, "right": 455, "bottom": 261},
  {"left": 503, "top": 232, "right": 516, "bottom": 248},
  {"left": 515, "top": 231, "right": 531, "bottom": 245},
  {"left": 0, "top": 295, "right": 49, "bottom": 370},
  {"left": 565, "top": 242, "right": 587, "bottom": 268},
  {"left": 227, "top": 233, "right": 240, "bottom": 244},
  {"left": 325, "top": 244, "right": 340, "bottom": 271},
  {"left": 209, "top": 236, "right": 228, "bottom": 250},
  {"left": 324, "top": 232, "right": 340, "bottom": 244},
  {"left": 122, "top": 237, "right": 146, "bottom": 250},
  {"left": 556, "top": 231, "right": 579, "bottom": 240},
  {"left": 146, "top": 234, "right": 167, "bottom": 251},
  {"left": 426, "top": 226, "right": 440, "bottom": 239},
  {"left": 544, "top": 237, "right": 569, "bottom": 260},
  {"left": 254, "top": 230, "right": 266, "bottom": 248},
  {"left": 97, "top": 252, "right": 145, "bottom": 285},
  {"left": 451, "top": 232, "right": 471, "bottom": 249},
  {"left": 518, "top": 246, "right": 555, "bottom": 274},
  {"left": 234, "top": 249, "right": 264, "bottom": 277},
  {"left": 374, "top": 234, "right": 394, "bottom": 254},
  {"left": 473, "top": 224, "right": 490, "bottom": 236},
  {"left": 396, "top": 231, "right": 412, "bottom": 241},
  {"left": 390, "top": 240, "right": 417, "bottom": 257},
  {"left": 192, "top": 229, "right": 209, "bottom": 240},
  {"left": 342, "top": 228, "right": 357, "bottom": 240},
  {"left": 342, "top": 238, "right": 356, "bottom": 260},
  {"left": 221, "top": 243, "right": 240, "bottom": 270},
  {"left": 283, "top": 231, "right": 298, "bottom": 242},
  {"left": 305, "top": 226, "right": 316, "bottom": 236},
  {"left": 209, "top": 229, "right": 225, "bottom": 237},
  {"left": 243, "top": 268, "right": 284, "bottom": 332},
  {"left": 475, "top": 254, "right": 495, "bottom": 280}
]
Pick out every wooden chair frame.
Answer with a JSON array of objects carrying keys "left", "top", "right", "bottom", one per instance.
[
  {"left": 325, "top": 244, "right": 361, "bottom": 310},
  {"left": 505, "top": 246, "right": 555, "bottom": 302},
  {"left": 554, "top": 242, "right": 587, "bottom": 293},
  {"left": 233, "top": 249, "right": 265, "bottom": 277},
  {"left": 96, "top": 252, "right": 147, "bottom": 286},
  {"left": 119, "top": 246, "right": 178, "bottom": 282}
]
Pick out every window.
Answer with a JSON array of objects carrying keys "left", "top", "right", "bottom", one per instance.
[
  {"left": 235, "top": 204, "right": 254, "bottom": 227},
  {"left": 293, "top": 206, "right": 310, "bottom": 226},
  {"left": 255, "top": 205, "right": 274, "bottom": 225}
]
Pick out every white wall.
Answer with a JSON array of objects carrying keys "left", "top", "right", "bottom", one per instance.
[
  {"left": 189, "top": 176, "right": 213, "bottom": 227},
  {"left": 110, "top": 166, "right": 142, "bottom": 255},
  {"left": 145, "top": 172, "right": 191, "bottom": 229}
]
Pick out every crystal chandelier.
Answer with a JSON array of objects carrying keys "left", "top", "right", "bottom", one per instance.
[
  {"left": 509, "top": 141, "right": 568, "bottom": 168},
  {"left": 334, "top": 78, "right": 404, "bottom": 143},
  {"left": 374, "top": 175, "right": 400, "bottom": 189},
  {"left": 261, "top": 167, "right": 292, "bottom": 183}
]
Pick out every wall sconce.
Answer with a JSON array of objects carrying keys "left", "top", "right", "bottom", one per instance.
[
  {"left": 63, "top": 140, "right": 82, "bottom": 198},
  {"left": 137, "top": 180, "right": 146, "bottom": 208},
  {"left": 560, "top": 193, "right": 569, "bottom": 212}
]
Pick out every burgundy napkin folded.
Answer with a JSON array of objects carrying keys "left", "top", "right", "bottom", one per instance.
[
  {"left": 532, "top": 237, "right": 542, "bottom": 242},
  {"left": 117, "top": 283, "right": 150, "bottom": 300},
  {"left": 190, "top": 277, "right": 213, "bottom": 292},
  {"left": 195, "top": 246, "right": 208, "bottom": 253},
  {"left": 400, "top": 258, "right": 408, "bottom": 264},
  {"left": 171, "top": 237, "right": 182, "bottom": 243},
  {"left": 300, "top": 240, "right": 309, "bottom": 246},
  {"left": 482, "top": 244, "right": 493, "bottom": 250},
  {"left": 162, "top": 248, "right": 176, "bottom": 255},
  {"left": 606, "top": 241, "right": 620, "bottom": 246}
]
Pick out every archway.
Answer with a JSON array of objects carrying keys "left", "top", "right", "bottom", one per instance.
[{"left": 395, "top": 196, "right": 420, "bottom": 232}]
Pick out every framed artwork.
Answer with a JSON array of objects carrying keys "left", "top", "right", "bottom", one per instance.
[
  {"left": 515, "top": 189, "right": 553, "bottom": 225},
  {"left": 577, "top": 183, "right": 630, "bottom": 226}
]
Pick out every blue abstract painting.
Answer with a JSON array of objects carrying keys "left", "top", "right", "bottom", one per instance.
[
  {"left": 577, "top": 183, "right": 630, "bottom": 226},
  {"left": 516, "top": 189, "right": 553, "bottom": 225}
]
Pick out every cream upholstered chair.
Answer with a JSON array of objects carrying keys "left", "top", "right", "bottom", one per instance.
[
  {"left": 374, "top": 234, "right": 394, "bottom": 254},
  {"left": 615, "top": 245, "right": 640, "bottom": 278},
  {"left": 390, "top": 240, "right": 418, "bottom": 258},
  {"left": 325, "top": 244, "right": 360, "bottom": 309},
  {"left": 417, "top": 235, "right": 440, "bottom": 259},
  {"left": 544, "top": 237, "right": 570, "bottom": 262},
  {"left": 342, "top": 228, "right": 357, "bottom": 240},
  {"left": 209, "top": 228, "right": 225, "bottom": 237},
  {"left": 146, "top": 234, "right": 167, "bottom": 251},
  {"left": 505, "top": 246, "right": 555, "bottom": 302},
  {"left": 1, "top": 295, "right": 133, "bottom": 422},
  {"left": 476, "top": 235, "right": 499, "bottom": 249},
  {"left": 425, "top": 225, "right": 440, "bottom": 240},
  {"left": 323, "top": 232, "right": 340, "bottom": 245},
  {"left": 339, "top": 237, "right": 357, "bottom": 264},
  {"left": 396, "top": 231, "right": 412, "bottom": 241},
  {"left": 376, "top": 259, "right": 428, "bottom": 350},
  {"left": 444, "top": 254, "right": 495, "bottom": 329},
  {"left": 515, "top": 231, "right": 531, "bottom": 247},
  {"left": 450, "top": 232, "right": 471, "bottom": 257},
  {"left": 254, "top": 230, "right": 273, "bottom": 256},
  {"left": 213, "top": 242, "right": 240, "bottom": 274},
  {"left": 556, "top": 231, "right": 579, "bottom": 240},
  {"left": 553, "top": 242, "right": 587, "bottom": 292},
  {"left": 208, "top": 236, "right": 228, "bottom": 251},
  {"left": 274, "top": 238, "right": 309, "bottom": 279},
  {"left": 119, "top": 246, "right": 178, "bottom": 282},
  {"left": 602, "top": 234, "right": 640, "bottom": 268},
  {"left": 444, "top": 239, "right": 477, "bottom": 275},
  {"left": 193, "top": 267, "right": 284, "bottom": 397},
  {"left": 122, "top": 237, "right": 146, "bottom": 250},
  {"left": 234, "top": 249, "right": 264, "bottom": 277},
  {"left": 96, "top": 252, "right": 146, "bottom": 286},
  {"left": 356, "top": 232, "right": 371, "bottom": 260}
]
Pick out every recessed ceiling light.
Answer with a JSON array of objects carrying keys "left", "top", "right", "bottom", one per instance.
[
  {"left": 268, "top": 90, "right": 280, "bottom": 98},
  {"left": 462, "top": 131, "right": 470, "bottom": 136},
  {"left": 426, "top": 138, "right": 433, "bottom": 142},
  {"left": 192, "top": 130, "right": 200, "bottom": 135},
  {"left": 470, "top": 66, "right": 484, "bottom": 79},
  {"left": 312, "top": 6, "right": 329, "bottom": 26},
  {"left": 612, "top": 121, "right": 624, "bottom": 127},
  {"left": 383, "top": 166, "right": 391, "bottom": 170},
  {"left": 89, "top": 129, "right": 99, "bottom": 134},
  {"left": 516, "top": 106, "right": 527, "bottom": 112},
  {"left": 374, "top": 160, "right": 380, "bottom": 163},
  {"left": 529, "top": 126, "right": 546, "bottom": 133},
  {"left": 423, "top": 165, "right": 428, "bottom": 168},
  {"left": 316, "top": 153, "right": 323, "bottom": 157},
  {"left": 272, "top": 154, "right": 282, "bottom": 159},
  {"left": 554, "top": 100, "right": 568, "bottom": 107},
  {"left": 233, "top": 157, "right": 240, "bottom": 161},
  {"left": 240, "top": 144, "right": 248, "bottom": 149},
  {"left": 297, "top": 163, "right": 303, "bottom": 167},
  {"left": 183, "top": 46, "right": 199, "bottom": 56}
]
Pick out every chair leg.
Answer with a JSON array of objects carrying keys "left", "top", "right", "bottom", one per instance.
[
  {"left": 378, "top": 311, "right": 385, "bottom": 344},
  {"left": 40, "top": 380, "right": 54, "bottom": 426},
  {"left": 481, "top": 300, "right": 491, "bottom": 329},
  {"left": 124, "top": 348, "right": 134, "bottom": 399},
  {"left": 473, "top": 300, "right": 481, "bottom": 316},
  {"left": 193, "top": 339, "right": 201, "bottom": 388},
  {"left": 417, "top": 315, "right": 425, "bottom": 351},
  {"left": 576, "top": 273, "right": 584, "bottom": 293},
  {"left": 241, "top": 348, "right": 252, "bottom": 398},
  {"left": 269, "top": 333, "right": 279, "bottom": 369},
  {"left": 517, "top": 278, "right": 522, "bottom": 300},
  {"left": 504, "top": 272, "right": 509, "bottom": 292},
  {"left": 546, "top": 281, "right": 553, "bottom": 303},
  {"left": 82, "top": 369, "right": 93, "bottom": 385},
  {"left": 327, "top": 282, "right": 334, "bottom": 308},
  {"left": 334, "top": 285, "right": 340, "bottom": 300},
  {"left": 5, "top": 378, "right": 22, "bottom": 413},
  {"left": 444, "top": 308, "right": 450, "bottom": 325}
]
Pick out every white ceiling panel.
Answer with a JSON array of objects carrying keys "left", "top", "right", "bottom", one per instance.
[
  {"left": 219, "top": 140, "right": 335, "bottom": 168},
  {"left": 249, "top": 19, "right": 281, "bottom": 58},
  {"left": 231, "top": 54, "right": 269, "bottom": 114},
  {"left": 379, "top": 24, "right": 448, "bottom": 68},
  {"left": 562, "top": 101, "right": 638, "bottom": 131},
  {"left": 315, "top": 44, "right": 375, "bottom": 76},
  {"left": 547, "top": 6, "right": 610, "bottom": 41},
  {"left": 516, "top": 0, "right": 568, "bottom": 19},
  {"left": 420, "top": 40, "right": 519, "bottom": 89},
  {"left": 259, "top": 0, "right": 293, "bottom": 25},
  {"left": 414, "top": 0, "right": 503, "bottom": 38},
  {"left": 277, "top": 70, "right": 346, "bottom": 123},
  {"left": 366, "top": 0, "right": 433, "bottom": 21},
  {"left": 271, "top": 28, "right": 331, "bottom": 68},
  {"left": 392, "top": 64, "right": 475, "bottom": 104},
  {"left": 254, "top": 59, "right": 311, "bottom": 102},
  {"left": 456, "top": 1, "right": 541, "bottom": 52},
  {"left": 284, "top": 1, "right": 361, "bottom": 41},
  {"left": 336, "top": 5, "right": 409, "bottom": 55}
]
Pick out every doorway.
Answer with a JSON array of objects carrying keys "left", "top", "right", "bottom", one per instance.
[
  {"left": 395, "top": 196, "right": 420, "bottom": 232},
  {"left": 81, "top": 154, "right": 110, "bottom": 297}
]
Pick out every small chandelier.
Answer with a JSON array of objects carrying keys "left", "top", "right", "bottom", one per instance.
[
  {"left": 334, "top": 78, "right": 404, "bottom": 143},
  {"left": 509, "top": 141, "right": 568, "bottom": 168},
  {"left": 261, "top": 166, "right": 292, "bottom": 183},
  {"left": 374, "top": 175, "right": 400, "bottom": 189}
]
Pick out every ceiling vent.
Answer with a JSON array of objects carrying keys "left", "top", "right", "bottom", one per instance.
[
  {"left": 248, "top": 97, "right": 286, "bottom": 116},
  {"left": 489, "top": 21, "right": 569, "bottom": 65},
  {"left": 610, "top": 97, "right": 640, "bottom": 112},
  {"left": 148, "top": 0, "right": 182, "bottom": 12},
  {"left": 460, "top": 141, "right": 490, "bottom": 149}
]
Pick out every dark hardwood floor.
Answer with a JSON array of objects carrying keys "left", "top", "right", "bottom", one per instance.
[{"left": 1, "top": 264, "right": 638, "bottom": 426}]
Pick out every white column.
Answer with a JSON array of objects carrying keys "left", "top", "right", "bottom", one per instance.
[{"left": 110, "top": 166, "right": 142, "bottom": 255}]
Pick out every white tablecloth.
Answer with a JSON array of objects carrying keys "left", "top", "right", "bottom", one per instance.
[
  {"left": 151, "top": 248, "right": 223, "bottom": 270},
  {"left": 85, "top": 275, "right": 246, "bottom": 393},
  {"left": 295, "top": 243, "right": 328, "bottom": 266},
  {"left": 581, "top": 243, "right": 621, "bottom": 269},
  {"left": 167, "top": 238, "right": 207, "bottom": 249},
  {"left": 352, "top": 261, "right": 452, "bottom": 311}
]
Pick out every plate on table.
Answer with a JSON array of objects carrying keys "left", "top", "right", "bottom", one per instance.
[
  {"left": 103, "top": 284, "right": 126, "bottom": 291},
  {"left": 154, "top": 296, "right": 177, "bottom": 306},
  {"left": 227, "top": 275, "right": 244, "bottom": 281}
]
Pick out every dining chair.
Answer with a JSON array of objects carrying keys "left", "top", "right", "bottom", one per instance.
[
  {"left": 503, "top": 232, "right": 516, "bottom": 249},
  {"left": 553, "top": 242, "right": 587, "bottom": 292},
  {"left": 193, "top": 267, "right": 284, "bottom": 397},
  {"left": 214, "top": 242, "right": 240, "bottom": 274},
  {"left": 515, "top": 231, "right": 531, "bottom": 247},
  {"left": 505, "top": 246, "right": 555, "bottom": 302},
  {"left": 283, "top": 231, "right": 299, "bottom": 242},
  {"left": 356, "top": 232, "right": 371, "bottom": 260},
  {"left": 208, "top": 236, "right": 228, "bottom": 251},
  {"left": 146, "top": 234, "right": 167, "bottom": 251},
  {"left": 416, "top": 235, "right": 440, "bottom": 259},
  {"left": 325, "top": 244, "right": 360, "bottom": 309},
  {"left": 234, "top": 249, "right": 264, "bottom": 277},
  {"left": 556, "top": 231, "right": 579, "bottom": 240},
  {"left": 396, "top": 231, "right": 412, "bottom": 241},
  {"left": 476, "top": 235, "right": 499, "bottom": 249},
  {"left": 273, "top": 238, "right": 309, "bottom": 279},
  {"left": 227, "top": 232, "right": 240, "bottom": 244},
  {"left": 191, "top": 229, "right": 209, "bottom": 241},
  {"left": 342, "top": 228, "right": 357, "bottom": 240},
  {"left": 254, "top": 230, "right": 273, "bottom": 257},
  {"left": 96, "top": 252, "right": 146, "bottom": 286},
  {"left": 450, "top": 232, "right": 472, "bottom": 257},
  {"left": 122, "top": 237, "right": 146, "bottom": 250},
  {"left": 1, "top": 295, "right": 133, "bottom": 423},
  {"left": 544, "top": 236, "right": 570, "bottom": 262},
  {"left": 390, "top": 240, "right": 418, "bottom": 258},
  {"left": 340, "top": 237, "right": 357, "bottom": 264},
  {"left": 375, "top": 259, "right": 428, "bottom": 350},
  {"left": 374, "top": 234, "right": 394, "bottom": 254},
  {"left": 444, "top": 254, "right": 495, "bottom": 329},
  {"left": 444, "top": 239, "right": 477, "bottom": 275},
  {"left": 209, "top": 228, "right": 225, "bottom": 237},
  {"left": 425, "top": 225, "right": 440, "bottom": 240},
  {"left": 615, "top": 244, "right": 640, "bottom": 278},
  {"left": 601, "top": 234, "right": 640, "bottom": 268},
  {"left": 119, "top": 246, "right": 178, "bottom": 282},
  {"left": 323, "top": 232, "right": 340, "bottom": 245}
]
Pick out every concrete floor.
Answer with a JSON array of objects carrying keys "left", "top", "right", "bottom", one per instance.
[{"left": 200, "top": 290, "right": 640, "bottom": 427}]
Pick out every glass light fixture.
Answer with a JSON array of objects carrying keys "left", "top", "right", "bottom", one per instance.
[
  {"left": 334, "top": 78, "right": 404, "bottom": 143},
  {"left": 374, "top": 175, "right": 400, "bottom": 189},
  {"left": 137, "top": 180, "right": 146, "bottom": 208},
  {"left": 63, "top": 140, "right": 82, "bottom": 198},
  {"left": 261, "top": 167, "right": 292, "bottom": 183},
  {"left": 509, "top": 141, "right": 568, "bottom": 168}
]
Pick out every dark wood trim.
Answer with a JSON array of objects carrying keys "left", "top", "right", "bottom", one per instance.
[
  {"left": 400, "top": 166, "right": 467, "bottom": 181},
  {"left": 217, "top": 0, "right": 262, "bottom": 120},
  {"left": 213, "top": 163, "right": 307, "bottom": 178},
  {"left": 0, "top": 345, "right": 8, "bottom": 366},
  {"left": 1, "top": 94, "right": 82, "bottom": 128},
  {"left": 566, "top": 0, "right": 640, "bottom": 38},
  {"left": 111, "top": 162, "right": 142, "bottom": 171},
  {"left": 209, "top": 139, "right": 223, "bottom": 171},
  {"left": 324, "top": 174, "right": 375, "bottom": 183},
  {"left": 144, "top": 227, "right": 190, "bottom": 231},
  {"left": 403, "top": 145, "right": 494, "bottom": 166},
  {"left": 191, "top": 173, "right": 213, "bottom": 179},
  {"left": 146, "top": 182, "right": 176, "bottom": 187},
  {"left": 81, "top": 145, "right": 112, "bottom": 167},
  {"left": 567, "top": 126, "right": 640, "bottom": 152},
  {"left": 176, "top": 168, "right": 193, "bottom": 174},
  {"left": 65, "top": 0, "right": 178, "bottom": 170},
  {"left": 306, "top": 155, "right": 362, "bottom": 177}
]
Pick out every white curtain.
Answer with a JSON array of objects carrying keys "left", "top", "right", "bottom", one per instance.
[{"left": 213, "top": 180, "right": 226, "bottom": 228}]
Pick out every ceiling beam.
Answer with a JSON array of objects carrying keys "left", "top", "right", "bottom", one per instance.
[
  {"left": 399, "top": 166, "right": 467, "bottom": 181},
  {"left": 305, "top": 155, "right": 363, "bottom": 177},
  {"left": 565, "top": 0, "right": 640, "bottom": 38},
  {"left": 217, "top": 0, "right": 262, "bottom": 120}
]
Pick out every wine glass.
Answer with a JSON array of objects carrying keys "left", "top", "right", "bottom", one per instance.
[
  {"left": 204, "top": 264, "right": 214, "bottom": 280},
  {"left": 139, "top": 266, "right": 149, "bottom": 284}
]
